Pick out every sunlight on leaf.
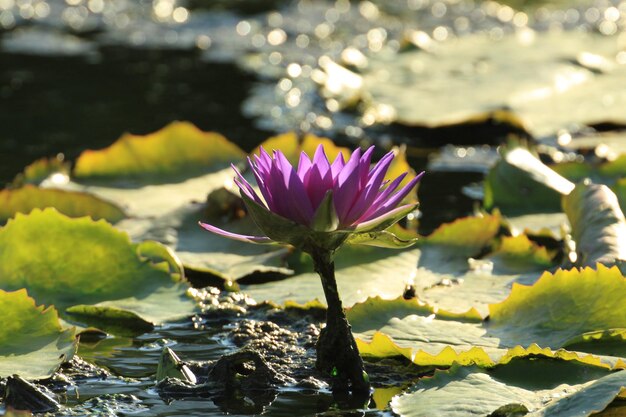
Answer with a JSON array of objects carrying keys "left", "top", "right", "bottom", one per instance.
[
  {"left": 563, "top": 182, "right": 626, "bottom": 267},
  {"left": 489, "top": 265, "right": 626, "bottom": 348},
  {"left": 0, "top": 185, "right": 126, "bottom": 224},
  {"left": 391, "top": 365, "right": 626, "bottom": 417},
  {"left": 74, "top": 121, "right": 245, "bottom": 181},
  {"left": 0, "top": 208, "right": 196, "bottom": 330},
  {"left": 0, "top": 289, "right": 75, "bottom": 379}
]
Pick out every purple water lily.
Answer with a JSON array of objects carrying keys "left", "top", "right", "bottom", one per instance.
[
  {"left": 200, "top": 145, "right": 424, "bottom": 245},
  {"left": 199, "top": 143, "right": 424, "bottom": 393}
]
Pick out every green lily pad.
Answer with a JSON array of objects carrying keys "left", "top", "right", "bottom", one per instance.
[
  {"left": 391, "top": 365, "right": 626, "bottom": 417},
  {"left": 414, "top": 213, "right": 541, "bottom": 316},
  {"left": 0, "top": 289, "right": 76, "bottom": 380},
  {"left": 338, "top": 30, "right": 625, "bottom": 137},
  {"left": 158, "top": 202, "right": 291, "bottom": 280},
  {"left": 484, "top": 147, "right": 574, "bottom": 214},
  {"left": 488, "top": 265, "right": 626, "bottom": 348},
  {"left": 562, "top": 182, "right": 626, "bottom": 267},
  {"left": 0, "top": 185, "right": 126, "bottom": 224},
  {"left": 243, "top": 245, "right": 420, "bottom": 307},
  {"left": 0, "top": 208, "right": 196, "bottom": 330},
  {"left": 353, "top": 265, "right": 626, "bottom": 369},
  {"left": 73, "top": 121, "right": 246, "bottom": 182},
  {"left": 11, "top": 155, "right": 70, "bottom": 187}
]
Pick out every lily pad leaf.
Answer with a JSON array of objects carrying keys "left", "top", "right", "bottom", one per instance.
[
  {"left": 73, "top": 121, "right": 246, "bottom": 183},
  {"left": 243, "top": 245, "right": 420, "bottom": 307},
  {"left": 347, "top": 31, "right": 625, "bottom": 137},
  {"left": 562, "top": 182, "right": 626, "bottom": 267},
  {"left": 391, "top": 365, "right": 626, "bottom": 417},
  {"left": 488, "top": 265, "right": 626, "bottom": 348},
  {"left": 0, "top": 289, "right": 76, "bottom": 380},
  {"left": 346, "top": 229, "right": 418, "bottom": 249},
  {"left": 0, "top": 208, "right": 197, "bottom": 331},
  {"left": 251, "top": 131, "right": 350, "bottom": 165},
  {"left": 484, "top": 147, "right": 574, "bottom": 214},
  {"left": 0, "top": 185, "right": 126, "bottom": 224},
  {"left": 487, "top": 235, "right": 554, "bottom": 274},
  {"left": 11, "top": 155, "right": 70, "bottom": 187},
  {"left": 353, "top": 265, "right": 626, "bottom": 369}
]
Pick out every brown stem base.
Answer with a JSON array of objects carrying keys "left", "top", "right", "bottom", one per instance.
[{"left": 310, "top": 247, "right": 370, "bottom": 394}]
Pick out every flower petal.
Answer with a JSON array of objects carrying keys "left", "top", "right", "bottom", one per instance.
[
  {"left": 361, "top": 171, "right": 424, "bottom": 222},
  {"left": 232, "top": 164, "right": 265, "bottom": 206},
  {"left": 199, "top": 222, "right": 273, "bottom": 244},
  {"left": 297, "top": 151, "right": 312, "bottom": 182},
  {"left": 354, "top": 203, "right": 418, "bottom": 233},
  {"left": 333, "top": 147, "right": 362, "bottom": 223},
  {"left": 274, "top": 151, "right": 314, "bottom": 224},
  {"left": 358, "top": 146, "right": 375, "bottom": 188},
  {"left": 342, "top": 151, "right": 395, "bottom": 225},
  {"left": 248, "top": 157, "right": 274, "bottom": 209},
  {"left": 358, "top": 172, "right": 408, "bottom": 222},
  {"left": 330, "top": 152, "right": 346, "bottom": 181}
]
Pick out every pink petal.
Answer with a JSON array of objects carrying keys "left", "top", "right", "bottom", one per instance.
[
  {"left": 358, "top": 172, "right": 408, "bottom": 221},
  {"left": 274, "top": 151, "right": 314, "bottom": 224},
  {"left": 333, "top": 148, "right": 363, "bottom": 223},
  {"left": 199, "top": 222, "right": 273, "bottom": 244},
  {"left": 248, "top": 157, "right": 274, "bottom": 209},
  {"left": 297, "top": 151, "right": 312, "bottom": 182},
  {"left": 330, "top": 152, "right": 346, "bottom": 181},
  {"left": 231, "top": 164, "right": 264, "bottom": 206},
  {"left": 360, "top": 172, "right": 424, "bottom": 222},
  {"left": 353, "top": 203, "right": 417, "bottom": 233},
  {"left": 358, "top": 146, "right": 375, "bottom": 188},
  {"left": 342, "top": 151, "right": 395, "bottom": 225}
]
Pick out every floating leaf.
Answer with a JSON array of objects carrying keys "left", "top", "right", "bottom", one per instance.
[
  {"left": 345, "top": 31, "right": 625, "bottom": 137},
  {"left": 391, "top": 365, "right": 626, "bottom": 417},
  {"left": 347, "top": 296, "right": 482, "bottom": 334},
  {"left": 353, "top": 265, "right": 626, "bottom": 369},
  {"left": 155, "top": 203, "right": 291, "bottom": 280},
  {"left": 562, "top": 183, "right": 626, "bottom": 267},
  {"left": 0, "top": 289, "right": 75, "bottom": 380},
  {"left": 489, "top": 265, "right": 626, "bottom": 348},
  {"left": 415, "top": 213, "right": 511, "bottom": 315},
  {"left": 487, "top": 235, "right": 554, "bottom": 273},
  {"left": 73, "top": 121, "right": 245, "bottom": 182},
  {"left": 0, "top": 208, "right": 196, "bottom": 330},
  {"left": 484, "top": 147, "right": 574, "bottom": 214},
  {"left": 0, "top": 185, "right": 126, "bottom": 224},
  {"left": 251, "top": 131, "right": 350, "bottom": 165},
  {"left": 243, "top": 245, "right": 420, "bottom": 307},
  {"left": 11, "top": 155, "right": 69, "bottom": 187}
]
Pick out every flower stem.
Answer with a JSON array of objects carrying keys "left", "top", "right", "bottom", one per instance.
[{"left": 309, "top": 247, "right": 370, "bottom": 394}]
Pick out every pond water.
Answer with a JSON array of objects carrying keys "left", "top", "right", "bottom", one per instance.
[{"left": 1, "top": 0, "right": 625, "bottom": 415}]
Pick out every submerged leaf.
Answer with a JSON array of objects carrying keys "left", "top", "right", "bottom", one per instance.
[{"left": 0, "top": 289, "right": 75, "bottom": 379}]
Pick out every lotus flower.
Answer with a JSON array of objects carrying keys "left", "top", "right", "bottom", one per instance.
[
  {"left": 199, "top": 143, "right": 424, "bottom": 393},
  {"left": 200, "top": 145, "right": 424, "bottom": 251}
]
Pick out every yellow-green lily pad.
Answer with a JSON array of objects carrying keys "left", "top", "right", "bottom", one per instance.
[
  {"left": 0, "top": 289, "right": 76, "bottom": 379},
  {"left": 0, "top": 185, "right": 126, "bottom": 224},
  {"left": 73, "top": 121, "right": 246, "bottom": 182},
  {"left": 0, "top": 208, "right": 197, "bottom": 331}
]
